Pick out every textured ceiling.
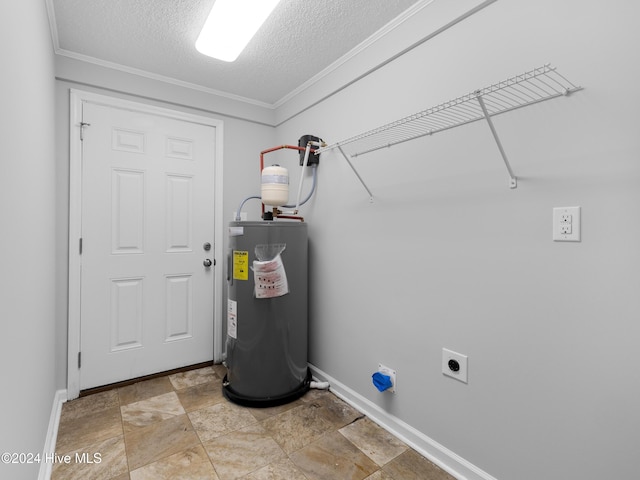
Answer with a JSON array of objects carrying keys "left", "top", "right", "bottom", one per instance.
[{"left": 50, "top": 0, "right": 422, "bottom": 106}]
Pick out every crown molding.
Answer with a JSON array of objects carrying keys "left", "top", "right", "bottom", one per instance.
[
  {"left": 44, "top": 0, "right": 60, "bottom": 51},
  {"left": 272, "top": 0, "right": 436, "bottom": 109},
  {"left": 53, "top": 48, "right": 275, "bottom": 109}
]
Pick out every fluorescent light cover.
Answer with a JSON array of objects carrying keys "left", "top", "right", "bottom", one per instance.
[{"left": 196, "top": 0, "right": 281, "bottom": 62}]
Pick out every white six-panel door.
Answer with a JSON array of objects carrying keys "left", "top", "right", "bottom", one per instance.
[{"left": 78, "top": 101, "right": 217, "bottom": 390}]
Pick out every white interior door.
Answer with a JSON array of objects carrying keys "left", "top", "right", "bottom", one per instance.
[{"left": 79, "top": 101, "right": 216, "bottom": 390}]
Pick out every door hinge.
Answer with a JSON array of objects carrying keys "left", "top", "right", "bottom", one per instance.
[
  {"left": 79, "top": 237, "right": 83, "bottom": 254},
  {"left": 78, "top": 351, "right": 81, "bottom": 369},
  {"left": 80, "top": 122, "right": 91, "bottom": 141}
]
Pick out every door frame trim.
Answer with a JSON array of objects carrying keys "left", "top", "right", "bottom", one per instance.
[{"left": 67, "top": 89, "right": 224, "bottom": 399}]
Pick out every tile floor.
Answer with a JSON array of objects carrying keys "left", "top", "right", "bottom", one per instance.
[{"left": 52, "top": 365, "right": 455, "bottom": 480}]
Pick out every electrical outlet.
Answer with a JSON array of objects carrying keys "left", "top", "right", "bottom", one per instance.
[
  {"left": 560, "top": 224, "right": 572, "bottom": 234},
  {"left": 378, "top": 364, "right": 396, "bottom": 393},
  {"left": 553, "top": 206, "right": 581, "bottom": 242},
  {"left": 442, "top": 348, "right": 468, "bottom": 384}
]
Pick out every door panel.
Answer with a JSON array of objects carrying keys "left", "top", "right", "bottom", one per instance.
[
  {"left": 110, "top": 277, "right": 144, "bottom": 351},
  {"left": 111, "top": 168, "right": 145, "bottom": 254},
  {"left": 79, "top": 102, "right": 216, "bottom": 390},
  {"left": 166, "top": 174, "right": 193, "bottom": 252},
  {"left": 165, "top": 274, "right": 193, "bottom": 341}
]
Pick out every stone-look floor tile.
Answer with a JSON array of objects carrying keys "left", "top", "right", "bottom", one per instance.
[
  {"left": 382, "top": 449, "right": 456, "bottom": 480},
  {"left": 169, "top": 366, "right": 218, "bottom": 390},
  {"left": 289, "top": 430, "right": 379, "bottom": 480},
  {"left": 118, "top": 377, "right": 174, "bottom": 406},
  {"left": 188, "top": 401, "right": 257, "bottom": 442},
  {"left": 211, "top": 364, "right": 227, "bottom": 379},
  {"left": 260, "top": 402, "right": 334, "bottom": 454},
  {"left": 202, "top": 423, "right": 286, "bottom": 480},
  {"left": 124, "top": 414, "right": 200, "bottom": 471},
  {"left": 129, "top": 445, "right": 219, "bottom": 480},
  {"left": 51, "top": 434, "right": 127, "bottom": 480},
  {"left": 110, "top": 474, "right": 131, "bottom": 480},
  {"left": 299, "top": 388, "right": 325, "bottom": 404},
  {"left": 304, "top": 390, "right": 363, "bottom": 429},
  {"left": 177, "top": 381, "right": 224, "bottom": 413},
  {"left": 364, "top": 471, "right": 395, "bottom": 480},
  {"left": 340, "top": 417, "right": 408, "bottom": 466},
  {"left": 246, "top": 396, "right": 306, "bottom": 422},
  {"left": 56, "top": 405, "right": 123, "bottom": 455},
  {"left": 246, "top": 403, "right": 298, "bottom": 423},
  {"left": 60, "top": 390, "right": 120, "bottom": 421},
  {"left": 121, "top": 391, "right": 185, "bottom": 431},
  {"left": 242, "top": 458, "right": 309, "bottom": 480}
]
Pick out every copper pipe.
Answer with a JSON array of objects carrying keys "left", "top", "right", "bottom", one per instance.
[{"left": 276, "top": 215, "right": 304, "bottom": 222}]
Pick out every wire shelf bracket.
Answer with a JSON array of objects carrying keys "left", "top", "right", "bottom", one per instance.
[{"left": 318, "top": 64, "right": 583, "bottom": 192}]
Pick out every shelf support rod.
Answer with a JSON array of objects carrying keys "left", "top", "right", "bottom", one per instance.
[
  {"left": 475, "top": 92, "right": 518, "bottom": 189},
  {"left": 337, "top": 145, "right": 374, "bottom": 202}
]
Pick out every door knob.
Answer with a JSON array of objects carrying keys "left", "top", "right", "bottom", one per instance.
[{"left": 203, "top": 259, "right": 213, "bottom": 267}]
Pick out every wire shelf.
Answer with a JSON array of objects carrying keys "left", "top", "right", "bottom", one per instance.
[{"left": 319, "top": 64, "right": 582, "bottom": 159}]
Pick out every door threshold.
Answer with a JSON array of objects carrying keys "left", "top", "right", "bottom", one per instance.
[{"left": 79, "top": 361, "right": 215, "bottom": 397}]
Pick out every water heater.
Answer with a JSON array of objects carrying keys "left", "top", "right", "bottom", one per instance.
[{"left": 223, "top": 221, "right": 309, "bottom": 407}]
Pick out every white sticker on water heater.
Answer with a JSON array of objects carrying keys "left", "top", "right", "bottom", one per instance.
[
  {"left": 229, "top": 226, "right": 244, "bottom": 236},
  {"left": 227, "top": 299, "right": 237, "bottom": 339}
]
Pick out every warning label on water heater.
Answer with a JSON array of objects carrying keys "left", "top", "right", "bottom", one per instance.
[
  {"left": 233, "top": 251, "right": 249, "bottom": 280},
  {"left": 227, "top": 299, "right": 237, "bottom": 339}
]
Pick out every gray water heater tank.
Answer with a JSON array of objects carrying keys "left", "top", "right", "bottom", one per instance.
[{"left": 223, "top": 221, "right": 310, "bottom": 407}]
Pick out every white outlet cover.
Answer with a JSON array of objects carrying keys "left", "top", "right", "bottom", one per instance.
[
  {"left": 442, "top": 348, "right": 468, "bottom": 384},
  {"left": 553, "top": 206, "right": 581, "bottom": 242},
  {"left": 378, "top": 364, "right": 396, "bottom": 393}
]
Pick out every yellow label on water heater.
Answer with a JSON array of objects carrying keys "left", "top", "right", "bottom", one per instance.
[{"left": 233, "top": 250, "right": 249, "bottom": 280}]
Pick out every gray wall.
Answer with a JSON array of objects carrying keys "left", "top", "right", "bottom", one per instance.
[
  {"left": 0, "top": 1, "right": 58, "bottom": 479},
  {"left": 275, "top": 1, "right": 640, "bottom": 479}
]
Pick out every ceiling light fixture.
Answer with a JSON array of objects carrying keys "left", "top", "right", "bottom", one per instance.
[{"left": 195, "top": 0, "right": 282, "bottom": 62}]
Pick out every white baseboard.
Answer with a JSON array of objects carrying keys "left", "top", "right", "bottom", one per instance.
[
  {"left": 38, "top": 389, "right": 67, "bottom": 480},
  {"left": 308, "top": 364, "right": 498, "bottom": 480}
]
